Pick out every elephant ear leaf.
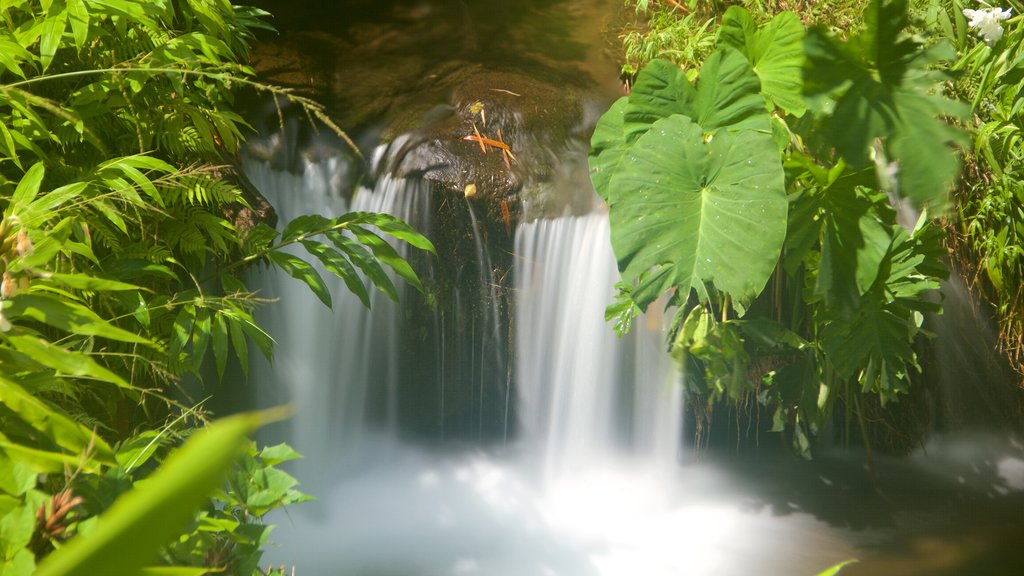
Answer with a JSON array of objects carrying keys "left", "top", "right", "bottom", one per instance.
[
  {"left": 719, "top": 7, "right": 806, "bottom": 116},
  {"left": 606, "top": 114, "right": 787, "bottom": 310},
  {"left": 624, "top": 49, "right": 769, "bottom": 143}
]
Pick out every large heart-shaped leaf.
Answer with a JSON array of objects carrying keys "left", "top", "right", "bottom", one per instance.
[
  {"left": 607, "top": 114, "right": 787, "bottom": 308},
  {"left": 623, "top": 50, "right": 770, "bottom": 144},
  {"left": 718, "top": 7, "right": 806, "bottom": 116}
]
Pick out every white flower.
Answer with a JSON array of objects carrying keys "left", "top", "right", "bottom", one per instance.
[{"left": 964, "top": 5, "right": 1013, "bottom": 45}]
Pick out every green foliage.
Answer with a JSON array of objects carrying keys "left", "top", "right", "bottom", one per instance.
[
  {"left": 596, "top": 0, "right": 959, "bottom": 454},
  {"left": 941, "top": 0, "right": 1024, "bottom": 375},
  {"left": 620, "top": 0, "right": 867, "bottom": 76},
  {"left": 804, "top": 0, "right": 968, "bottom": 210},
  {"left": 0, "top": 0, "right": 431, "bottom": 573},
  {"left": 36, "top": 411, "right": 264, "bottom": 576}
]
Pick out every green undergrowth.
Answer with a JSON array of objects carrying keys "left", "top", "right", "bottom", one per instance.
[
  {"left": 595, "top": 0, "right": 1021, "bottom": 456},
  {"left": 0, "top": 1, "right": 432, "bottom": 574}
]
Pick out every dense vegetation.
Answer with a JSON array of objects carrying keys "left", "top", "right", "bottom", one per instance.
[
  {"left": 597, "top": 0, "right": 1022, "bottom": 454},
  {"left": 0, "top": 1, "right": 431, "bottom": 574}
]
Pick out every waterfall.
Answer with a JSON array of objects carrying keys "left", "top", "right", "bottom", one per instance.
[
  {"left": 239, "top": 138, "right": 932, "bottom": 576},
  {"left": 515, "top": 213, "right": 682, "bottom": 480}
]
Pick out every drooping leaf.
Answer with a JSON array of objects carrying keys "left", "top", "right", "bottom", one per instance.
[
  {"left": 300, "top": 240, "right": 370, "bottom": 308},
  {"left": 820, "top": 291, "right": 916, "bottom": 399},
  {"left": 19, "top": 181, "right": 88, "bottom": 226},
  {"left": 4, "top": 334, "right": 133, "bottom": 389},
  {"left": 328, "top": 232, "right": 399, "bottom": 303},
  {"left": 45, "top": 273, "right": 141, "bottom": 292},
  {"left": 718, "top": 7, "right": 806, "bottom": 116},
  {"left": 348, "top": 224, "right": 424, "bottom": 292},
  {"left": 0, "top": 432, "right": 101, "bottom": 474},
  {"left": 267, "top": 251, "right": 332, "bottom": 308},
  {"left": 66, "top": 0, "right": 90, "bottom": 49},
  {"left": 606, "top": 114, "right": 787, "bottom": 309},
  {"left": 280, "top": 214, "right": 331, "bottom": 243},
  {"left": 340, "top": 212, "right": 437, "bottom": 254},
  {"left": 211, "top": 312, "right": 229, "bottom": 380},
  {"left": 3, "top": 293, "right": 150, "bottom": 344}
]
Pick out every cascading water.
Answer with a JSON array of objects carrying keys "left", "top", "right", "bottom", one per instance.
[
  {"left": 235, "top": 1, "right": 1024, "bottom": 564},
  {"left": 239, "top": 129, "right": 875, "bottom": 575},
  {"left": 515, "top": 213, "right": 682, "bottom": 481}
]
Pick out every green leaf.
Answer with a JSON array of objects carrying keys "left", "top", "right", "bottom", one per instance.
[
  {"left": 0, "top": 433, "right": 99, "bottom": 474},
  {"left": 20, "top": 181, "right": 88, "bottom": 226},
  {"left": 809, "top": 186, "right": 894, "bottom": 311},
  {"left": 622, "top": 59, "right": 695, "bottom": 143},
  {"left": 66, "top": 0, "right": 90, "bottom": 50},
  {"left": 300, "top": 240, "right": 370, "bottom": 308},
  {"left": 0, "top": 375, "right": 116, "bottom": 463},
  {"left": 35, "top": 412, "right": 266, "bottom": 576},
  {"left": 39, "top": 2, "right": 67, "bottom": 72},
  {"left": 0, "top": 458, "right": 36, "bottom": 497},
  {"left": 8, "top": 162, "right": 45, "bottom": 218},
  {"left": 606, "top": 115, "right": 787, "bottom": 309},
  {"left": 226, "top": 314, "right": 249, "bottom": 376},
  {"left": 211, "top": 312, "right": 228, "bottom": 380},
  {"left": 348, "top": 225, "right": 424, "bottom": 292},
  {"left": 3, "top": 293, "right": 150, "bottom": 344},
  {"left": 190, "top": 307, "right": 211, "bottom": 371},
  {"left": 0, "top": 498, "right": 36, "bottom": 562},
  {"left": 820, "top": 292, "right": 915, "bottom": 397},
  {"left": 0, "top": 35, "right": 32, "bottom": 80},
  {"left": 589, "top": 96, "right": 629, "bottom": 202},
  {"left": 4, "top": 334, "right": 133, "bottom": 389},
  {"left": 281, "top": 214, "right": 331, "bottom": 243},
  {"left": 235, "top": 314, "right": 273, "bottom": 363},
  {"left": 267, "top": 251, "right": 332, "bottom": 308},
  {"left": 258, "top": 443, "right": 303, "bottom": 466},
  {"left": 625, "top": 50, "right": 769, "bottom": 142},
  {"left": 718, "top": 7, "right": 806, "bottom": 116},
  {"left": 803, "top": 0, "right": 967, "bottom": 211},
  {"left": 115, "top": 430, "right": 167, "bottom": 472},
  {"left": 169, "top": 304, "right": 196, "bottom": 367},
  {"left": 45, "top": 273, "right": 141, "bottom": 292},
  {"left": 329, "top": 232, "right": 398, "bottom": 302},
  {"left": 98, "top": 156, "right": 169, "bottom": 208},
  {"left": 351, "top": 212, "right": 436, "bottom": 254}
]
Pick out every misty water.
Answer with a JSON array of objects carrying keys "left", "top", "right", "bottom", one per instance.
[{"left": 235, "top": 1, "right": 1024, "bottom": 574}]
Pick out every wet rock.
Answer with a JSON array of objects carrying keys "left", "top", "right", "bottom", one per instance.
[{"left": 245, "top": 0, "right": 624, "bottom": 215}]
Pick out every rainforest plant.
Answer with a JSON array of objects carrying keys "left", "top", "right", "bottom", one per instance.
[
  {"left": 594, "top": 0, "right": 964, "bottom": 453},
  {"left": 0, "top": 0, "right": 432, "bottom": 574}
]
